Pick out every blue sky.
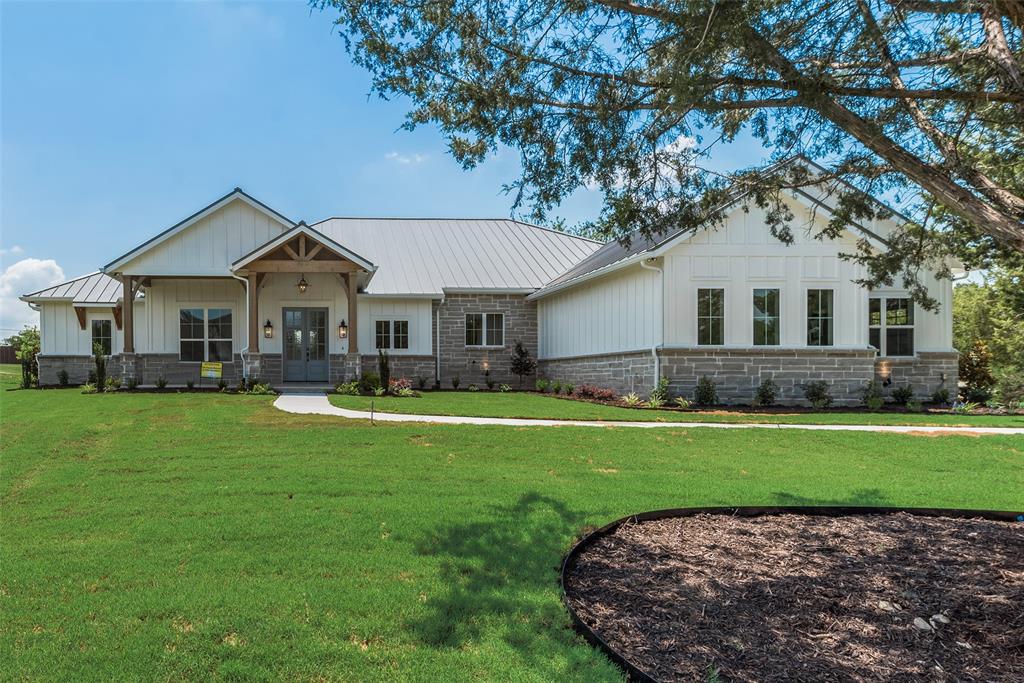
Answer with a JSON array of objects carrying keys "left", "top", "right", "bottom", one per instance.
[{"left": 0, "top": 0, "right": 761, "bottom": 333}]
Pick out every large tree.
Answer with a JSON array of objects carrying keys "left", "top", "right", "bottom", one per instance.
[{"left": 317, "top": 0, "right": 1024, "bottom": 306}]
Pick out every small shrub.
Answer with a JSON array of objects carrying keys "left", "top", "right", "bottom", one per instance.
[
  {"left": 125, "top": 376, "right": 138, "bottom": 391},
  {"left": 236, "top": 378, "right": 248, "bottom": 394},
  {"left": 861, "top": 379, "right": 883, "bottom": 407},
  {"left": 388, "top": 377, "right": 412, "bottom": 394},
  {"left": 92, "top": 342, "right": 107, "bottom": 390},
  {"left": 156, "top": 376, "right": 168, "bottom": 389},
  {"left": 186, "top": 379, "right": 195, "bottom": 390},
  {"left": 468, "top": 384, "right": 479, "bottom": 392},
  {"left": 57, "top": 369, "right": 69, "bottom": 386},
  {"left": 621, "top": 392, "right": 641, "bottom": 406},
  {"left": 485, "top": 376, "right": 496, "bottom": 390},
  {"left": 81, "top": 383, "right": 98, "bottom": 394},
  {"left": 951, "top": 400, "right": 978, "bottom": 415},
  {"left": 674, "top": 396, "right": 691, "bottom": 409},
  {"left": 563, "top": 383, "right": 575, "bottom": 396},
  {"left": 891, "top": 385, "right": 914, "bottom": 406},
  {"left": 930, "top": 387, "right": 950, "bottom": 405},
  {"left": 753, "top": 378, "right": 778, "bottom": 407},
  {"left": 536, "top": 378, "right": 550, "bottom": 393},
  {"left": 335, "top": 380, "right": 359, "bottom": 395},
  {"left": 377, "top": 350, "right": 391, "bottom": 391},
  {"left": 803, "top": 380, "right": 832, "bottom": 409},
  {"left": 451, "top": 375, "right": 461, "bottom": 389},
  {"left": 574, "top": 384, "right": 615, "bottom": 400},
  {"left": 396, "top": 387, "right": 416, "bottom": 398},
  {"left": 647, "top": 396, "right": 665, "bottom": 409},
  {"left": 359, "top": 371, "right": 381, "bottom": 394},
  {"left": 959, "top": 341, "right": 995, "bottom": 402},
  {"left": 247, "top": 382, "right": 275, "bottom": 395},
  {"left": 498, "top": 383, "right": 511, "bottom": 393},
  {"left": 551, "top": 381, "right": 562, "bottom": 395},
  {"left": 373, "top": 386, "right": 386, "bottom": 397},
  {"left": 992, "top": 368, "right": 1024, "bottom": 406},
  {"left": 906, "top": 399, "right": 923, "bottom": 413},
  {"left": 510, "top": 340, "right": 537, "bottom": 386},
  {"left": 105, "top": 376, "right": 121, "bottom": 391},
  {"left": 650, "top": 377, "right": 670, "bottom": 405},
  {"left": 217, "top": 379, "right": 227, "bottom": 391},
  {"left": 865, "top": 396, "right": 884, "bottom": 411},
  {"left": 88, "top": 370, "right": 97, "bottom": 385},
  {"left": 416, "top": 375, "right": 428, "bottom": 390},
  {"left": 693, "top": 376, "right": 717, "bottom": 406}
]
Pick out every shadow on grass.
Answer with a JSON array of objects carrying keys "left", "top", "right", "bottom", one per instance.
[
  {"left": 409, "top": 492, "right": 597, "bottom": 672},
  {"left": 771, "top": 488, "right": 892, "bottom": 507}
]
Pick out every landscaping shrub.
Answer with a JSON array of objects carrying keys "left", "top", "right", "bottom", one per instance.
[
  {"left": 373, "top": 386, "right": 386, "bottom": 396},
  {"left": 416, "top": 376, "right": 428, "bottom": 391},
  {"left": 103, "top": 376, "right": 121, "bottom": 393},
  {"left": 156, "top": 376, "right": 168, "bottom": 389},
  {"left": 81, "top": 383, "right": 98, "bottom": 394},
  {"left": 992, "top": 368, "right": 1024, "bottom": 406},
  {"left": 125, "top": 376, "right": 138, "bottom": 391},
  {"left": 378, "top": 350, "right": 391, "bottom": 390},
  {"left": 6, "top": 327, "right": 40, "bottom": 388},
  {"left": 906, "top": 399, "right": 923, "bottom": 413},
  {"left": 930, "top": 387, "right": 950, "bottom": 405},
  {"left": 574, "top": 384, "right": 615, "bottom": 400},
  {"left": 536, "top": 378, "right": 550, "bottom": 393},
  {"left": 93, "top": 342, "right": 107, "bottom": 391},
  {"left": 395, "top": 387, "right": 416, "bottom": 398},
  {"left": 451, "top": 375, "right": 461, "bottom": 389},
  {"left": 861, "top": 379, "right": 883, "bottom": 407},
  {"left": 217, "top": 379, "right": 227, "bottom": 391},
  {"left": 803, "top": 380, "right": 832, "bottom": 409},
  {"left": 621, "top": 392, "right": 641, "bottom": 406},
  {"left": 952, "top": 401, "right": 978, "bottom": 415},
  {"left": 650, "top": 377, "right": 670, "bottom": 406},
  {"left": 247, "top": 383, "right": 275, "bottom": 395},
  {"left": 510, "top": 341, "right": 537, "bottom": 386},
  {"left": 551, "top": 381, "right": 562, "bottom": 395},
  {"left": 468, "top": 384, "right": 479, "bottom": 392},
  {"left": 693, "top": 376, "right": 717, "bottom": 406},
  {"left": 674, "top": 396, "right": 692, "bottom": 409},
  {"left": 88, "top": 370, "right": 97, "bottom": 385},
  {"left": 753, "top": 378, "right": 778, "bottom": 407},
  {"left": 57, "top": 369, "right": 69, "bottom": 386},
  {"left": 485, "top": 372, "right": 496, "bottom": 390},
  {"left": 891, "top": 385, "right": 914, "bottom": 406},
  {"left": 389, "top": 377, "right": 412, "bottom": 394},
  {"left": 359, "top": 371, "right": 381, "bottom": 394},
  {"left": 498, "top": 383, "right": 511, "bottom": 392},
  {"left": 335, "top": 380, "right": 359, "bottom": 395},
  {"left": 186, "top": 379, "right": 195, "bottom": 390},
  {"left": 959, "top": 341, "right": 995, "bottom": 403},
  {"left": 563, "top": 382, "right": 575, "bottom": 396}
]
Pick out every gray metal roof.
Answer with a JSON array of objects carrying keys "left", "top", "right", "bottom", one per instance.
[
  {"left": 20, "top": 272, "right": 124, "bottom": 305},
  {"left": 311, "top": 218, "right": 601, "bottom": 295}
]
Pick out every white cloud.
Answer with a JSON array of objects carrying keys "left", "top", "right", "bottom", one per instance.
[
  {"left": 0, "top": 258, "right": 65, "bottom": 335},
  {"left": 385, "top": 151, "right": 428, "bottom": 165},
  {"left": 0, "top": 245, "right": 25, "bottom": 257}
]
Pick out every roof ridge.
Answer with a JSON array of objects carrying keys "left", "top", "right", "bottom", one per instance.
[{"left": 308, "top": 216, "right": 606, "bottom": 245}]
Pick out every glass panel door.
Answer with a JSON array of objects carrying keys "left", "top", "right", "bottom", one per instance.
[{"left": 282, "top": 308, "right": 329, "bottom": 382}]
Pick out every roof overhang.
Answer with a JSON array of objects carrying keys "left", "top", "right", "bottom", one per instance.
[
  {"left": 102, "top": 188, "right": 296, "bottom": 274},
  {"left": 230, "top": 222, "right": 377, "bottom": 274}
]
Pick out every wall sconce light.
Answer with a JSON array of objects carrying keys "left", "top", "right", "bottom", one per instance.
[
  {"left": 338, "top": 319, "right": 348, "bottom": 339},
  {"left": 263, "top": 319, "right": 274, "bottom": 339},
  {"left": 296, "top": 274, "right": 309, "bottom": 294}
]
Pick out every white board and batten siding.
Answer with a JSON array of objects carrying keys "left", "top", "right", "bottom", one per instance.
[{"left": 39, "top": 303, "right": 142, "bottom": 356}]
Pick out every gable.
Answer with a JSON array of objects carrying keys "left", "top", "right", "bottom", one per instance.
[{"left": 106, "top": 192, "right": 294, "bottom": 276}]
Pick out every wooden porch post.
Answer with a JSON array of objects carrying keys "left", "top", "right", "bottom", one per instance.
[
  {"left": 122, "top": 276, "right": 135, "bottom": 353},
  {"left": 247, "top": 273, "right": 259, "bottom": 353},
  {"left": 346, "top": 271, "right": 359, "bottom": 355}
]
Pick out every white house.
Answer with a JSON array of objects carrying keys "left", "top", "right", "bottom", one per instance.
[{"left": 22, "top": 165, "right": 959, "bottom": 404}]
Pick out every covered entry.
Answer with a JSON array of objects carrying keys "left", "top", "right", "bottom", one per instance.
[{"left": 283, "top": 307, "right": 328, "bottom": 382}]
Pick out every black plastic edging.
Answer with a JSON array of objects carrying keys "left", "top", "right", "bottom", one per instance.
[{"left": 560, "top": 506, "right": 1024, "bottom": 683}]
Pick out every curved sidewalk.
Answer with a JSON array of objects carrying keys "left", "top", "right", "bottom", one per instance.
[{"left": 273, "top": 393, "right": 1024, "bottom": 435}]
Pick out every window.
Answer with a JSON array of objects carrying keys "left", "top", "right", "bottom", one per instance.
[
  {"left": 806, "top": 289, "right": 834, "bottom": 346},
  {"left": 375, "top": 320, "right": 409, "bottom": 350},
  {"left": 752, "top": 289, "right": 780, "bottom": 346},
  {"left": 91, "top": 319, "right": 112, "bottom": 356},
  {"left": 466, "top": 313, "right": 504, "bottom": 347},
  {"left": 868, "top": 297, "right": 914, "bottom": 356},
  {"left": 697, "top": 289, "right": 724, "bottom": 345},
  {"left": 179, "top": 308, "right": 232, "bottom": 362}
]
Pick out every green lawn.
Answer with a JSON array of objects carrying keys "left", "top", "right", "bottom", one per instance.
[
  {"left": 329, "top": 390, "right": 1024, "bottom": 427},
  {"left": 3, "top": 367, "right": 1023, "bottom": 681}
]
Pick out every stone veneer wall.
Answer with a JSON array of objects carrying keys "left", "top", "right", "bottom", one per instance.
[
  {"left": 436, "top": 294, "right": 537, "bottom": 388},
  {"left": 38, "top": 355, "right": 94, "bottom": 386},
  {"left": 660, "top": 348, "right": 877, "bottom": 406},
  {"left": 875, "top": 352, "right": 959, "bottom": 401},
  {"left": 538, "top": 351, "right": 656, "bottom": 394}
]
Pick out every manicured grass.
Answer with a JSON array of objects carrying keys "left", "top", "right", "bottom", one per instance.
[
  {"left": 329, "top": 390, "right": 1024, "bottom": 427},
  {"left": 3, "top": 373, "right": 1023, "bottom": 681}
]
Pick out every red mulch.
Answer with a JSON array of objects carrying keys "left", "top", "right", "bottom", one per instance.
[{"left": 564, "top": 513, "right": 1024, "bottom": 682}]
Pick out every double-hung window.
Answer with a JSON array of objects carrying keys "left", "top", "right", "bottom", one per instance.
[
  {"left": 465, "top": 313, "right": 504, "bottom": 347},
  {"left": 375, "top": 320, "right": 409, "bottom": 350},
  {"left": 696, "top": 289, "right": 724, "bottom": 345},
  {"left": 179, "top": 308, "right": 232, "bottom": 362},
  {"left": 869, "top": 297, "right": 914, "bottom": 356},
  {"left": 806, "top": 289, "right": 834, "bottom": 346},
  {"left": 752, "top": 289, "right": 780, "bottom": 346},
  {"left": 91, "top": 319, "right": 112, "bottom": 356}
]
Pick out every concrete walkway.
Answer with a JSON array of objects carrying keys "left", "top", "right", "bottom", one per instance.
[{"left": 273, "top": 393, "right": 1024, "bottom": 435}]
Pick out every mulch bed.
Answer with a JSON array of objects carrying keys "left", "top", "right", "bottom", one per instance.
[{"left": 564, "top": 513, "right": 1024, "bottom": 682}]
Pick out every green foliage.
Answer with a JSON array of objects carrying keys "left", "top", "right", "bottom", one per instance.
[
  {"left": 861, "top": 380, "right": 883, "bottom": 407},
  {"left": 952, "top": 401, "right": 979, "bottom": 415},
  {"left": 562, "top": 383, "right": 575, "bottom": 396},
  {"left": 319, "top": 0, "right": 1024, "bottom": 308},
  {"left": 125, "top": 376, "right": 138, "bottom": 391},
  {"left": 155, "top": 376, "right": 168, "bottom": 389},
  {"left": 499, "top": 383, "right": 511, "bottom": 393},
  {"left": 103, "top": 376, "right": 121, "bottom": 393},
  {"left": 866, "top": 396, "right": 884, "bottom": 412},
  {"left": 416, "top": 375, "right": 429, "bottom": 390},
  {"left": 57, "top": 369, "right": 69, "bottom": 387},
  {"left": 395, "top": 387, "right": 416, "bottom": 398},
  {"left": 803, "top": 381, "right": 832, "bottom": 409},
  {"left": 373, "top": 386, "right": 386, "bottom": 397},
  {"left": 510, "top": 341, "right": 537, "bottom": 386},
  {"left": 186, "top": 379, "right": 195, "bottom": 390},
  {"left": 959, "top": 341, "right": 996, "bottom": 403},
  {"left": 359, "top": 371, "right": 381, "bottom": 394},
  {"left": 674, "top": 396, "right": 692, "bottom": 409},
  {"left": 753, "top": 378, "right": 778, "bottom": 407},
  {"left": 993, "top": 368, "right": 1024, "bottom": 406},
  {"left": 891, "top": 386, "right": 915, "bottom": 406},
  {"left": 535, "top": 378, "right": 550, "bottom": 393},
  {"left": 646, "top": 396, "right": 665, "bottom": 409},
  {"left": 621, "top": 392, "right": 641, "bottom": 407},
  {"left": 485, "top": 370, "right": 496, "bottom": 390},
  {"left": 336, "top": 380, "right": 360, "bottom": 395},
  {"left": 80, "top": 383, "right": 98, "bottom": 395},
  {"left": 906, "top": 399, "right": 923, "bottom": 413},
  {"left": 551, "top": 381, "right": 562, "bottom": 395},
  {"left": 930, "top": 387, "right": 950, "bottom": 405},
  {"left": 377, "top": 350, "right": 390, "bottom": 390},
  {"left": 467, "top": 384, "right": 479, "bottom": 392},
  {"left": 92, "top": 342, "right": 107, "bottom": 391},
  {"left": 216, "top": 379, "right": 227, "bottom": 391},
  {"left": 247, "top": 383, "right": 275, "bottom": 395},
  {"left": 451, "top": 375, "right": 460, "bottom": 390},
  {"left": 953, "top": 269, "right": 1024, "bottom": 373},
  {"left": 693, "top": 376, "right": 717, "bottom": 407},
  {"left": 650, "top": 377, "right": 670, "bottom": 405}
]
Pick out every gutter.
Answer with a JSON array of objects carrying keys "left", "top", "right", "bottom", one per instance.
[
  {"left": 230, "top": 273, "right": 250, "bottom": 381},
  {"left": 435, "top": 295, "right": 444, "bottom": 386},
  {"left": 638, "top": 258, "right": 663, "bottom": 391}
]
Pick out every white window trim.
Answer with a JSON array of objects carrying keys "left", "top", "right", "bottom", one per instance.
[
  {"left": 869, "top": 296, "right": 915, "bottom": 357},
  {"left": 178, "top": 306, "right": 234, "bottom": 363},
  {"left": 805, "top": 288, "right": 835, "bottom": 347},
  {"left": 465, "top": 312, "right": 505, "bottom": 348},
  {"left": 91, "top": 318, "right": 114, "bottom": 356},
  {"left": 373, "top": 319, "right": 410, "bottom": 350},
  {"left": 751, "top": 287, "right": 782, "bottom": 346},
  {"left": 696, "top": 288, "right": 725, "bottom": 346}
]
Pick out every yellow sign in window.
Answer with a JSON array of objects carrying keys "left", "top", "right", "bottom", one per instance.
[{"left": 200, "top": 362, "right": 223, "bottom": 379}]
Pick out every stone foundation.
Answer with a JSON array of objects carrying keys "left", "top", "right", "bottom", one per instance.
[
  {"left": 134, "top": 354, "right": 244, "bottom": 386},
  {"left": 37, "top": 355, "right": 94, "bottom": 385},
  {"left": 538, "top": 351, "right": 656, "bottom": 394},
  {"left": 875, "top": 352, "right": 959, "bottom": 401}
]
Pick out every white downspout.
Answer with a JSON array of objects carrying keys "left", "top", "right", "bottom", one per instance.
[
  {"left": 230, "top": 273, "right": 250, "bottom": 381},
  {"left": 639, "top": 258, "right": 663, "bottom": 391},
  {"left": 435, "top": 295, "right": 444, "bottom": 387}
]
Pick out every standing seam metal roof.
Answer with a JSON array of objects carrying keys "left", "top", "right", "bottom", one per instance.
[{"left": 20, "top": 272, "right": 124, "bottom": 305}]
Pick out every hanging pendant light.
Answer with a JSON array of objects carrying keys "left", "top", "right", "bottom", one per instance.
[{"left": 297, "top": 274, "right": 309, "bottom": 294}]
